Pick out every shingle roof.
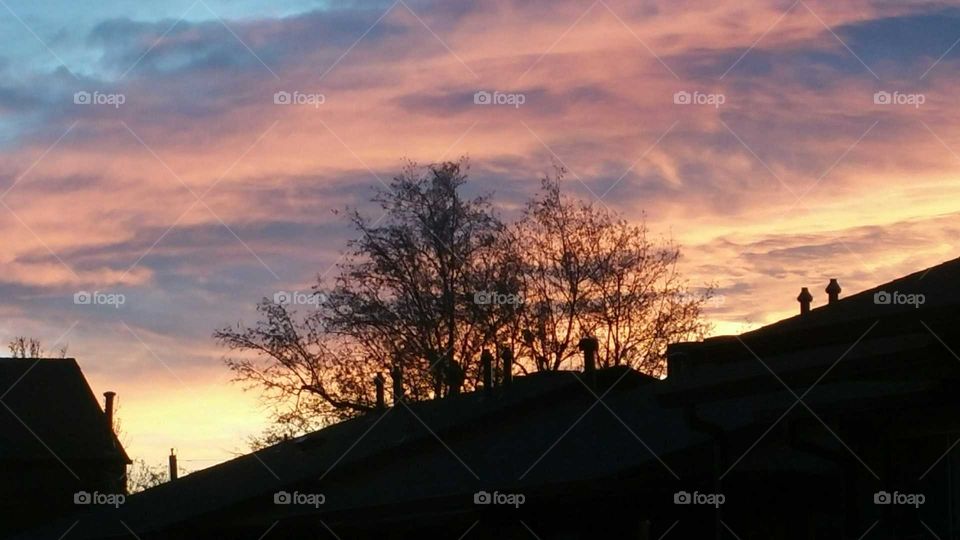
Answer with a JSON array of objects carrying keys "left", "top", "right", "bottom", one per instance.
[{"left": 0, "top": 357, "right": 129, "bottom": 464}]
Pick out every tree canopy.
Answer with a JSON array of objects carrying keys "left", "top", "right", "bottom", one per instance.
[{"left": 215, "top": 160, "right": 712, "bottom": 445}]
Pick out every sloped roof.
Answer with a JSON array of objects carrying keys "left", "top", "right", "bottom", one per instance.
[
  {"left": 21, "top": 257, "right": 960, "bottom": 539},
  {"left": 0, "top": 357, "right": 129, "bottom": 464},
  {"left": 744, "top": 255, "right": 960, "bottom": 339},
  {"left": 669, "top": 255, "right": 960, "bottom": 366},
  {"left": 23, "top": 367, "right": 713, "bottom": 539},
  {"left": 662, "top": 256, "right": 960, "bottom": 400}
]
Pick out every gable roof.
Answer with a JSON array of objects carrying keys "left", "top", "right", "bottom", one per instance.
[{"left": 0, "top": 357, "right": 129, "bottom": 464}]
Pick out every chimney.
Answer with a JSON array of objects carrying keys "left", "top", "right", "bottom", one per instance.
[
  {"left": 103, "top": 391, "right": 116, "bottom": 433},
  {"left": 579, "top": 336, "right": 598, "bottom": 372},
  {"left": 168, "top": 449, "right": 178, "bottom": 481},
  {"left": 374, "top": 374, "right": 385, "bottom": 410},
  {"left": 579, "top": 336, "right": 599, "bottom": 386},
  {"left": 826, "top": 278, "right": 841, "bottom": 304},
  {"left": 500, "top": 347, "right": 513, "bottom": 386},
  {"left": 481, "top": 349, "right": 493, "bottom": 395},
  {"left": 391, "top": 365, "right": 404, "bottom": 404},
  {"left": 797, "top": 287, "right": 813, "bottom": 315}
]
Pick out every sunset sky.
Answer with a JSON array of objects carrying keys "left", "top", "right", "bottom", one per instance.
[{"left": 2, "top": 0, "right": 960, "bottom": 470}]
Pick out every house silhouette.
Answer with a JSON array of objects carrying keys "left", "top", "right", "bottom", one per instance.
[
  {"left": 0, "top": 358, "right": 129, "bottom": 538},
  {"left": 13, "top": 257, "right": 960, "bottom": 539}
]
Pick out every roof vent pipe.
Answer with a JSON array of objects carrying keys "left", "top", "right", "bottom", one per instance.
[
  {"left": 826, "top": 278, "right": 842, "bottom": 304},
  {"left": 168, "top": 449, "right": 178, "bottom": 481},
  {"left": 579, "top": 336, "right": 599, "bottom": 387},
  {"left": 578, "top": 336, "right": 598, "bottom": 373},
  {"left": 391, "top": 365, "right": 404, "bottom": 404},
  {"left": 797, "top": 287, "right": 813, "bottom": 315},
  {"left": 481, "top": 349, "right": 493, "bottom": 395},
  {"left": 374, "top": 374, "right": 385, "bottom": 410},
  {"left": 500, "top": 347, "right": 513, "bottom": 386}
]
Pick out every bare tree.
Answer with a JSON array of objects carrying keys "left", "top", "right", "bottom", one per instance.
[
  {"left": 127, "top": 459, "right": 186, "bottom": 494},
  {"left": 329, "top": 160, "right": 504, "bottom": 398},
  {"left": 127, "top": 460, "right": 167, "bottom": 493},
  {"left": 510, "top": 171, "right": 603, "bottom": 371},
  {"left": 216, "top": 301, "right": 378, "bottom": 431},
  {"left": 216, "top": 159, "right": 506, "bottom": 432},
  {"left": 7, "top": 336, "right": 68, "bottom": 358},
  {"left": 217, "top": 160, "right": 710, "bottom": 442},
  {"left": 512, "top": 169, "right": 712, "bottom": 375}
]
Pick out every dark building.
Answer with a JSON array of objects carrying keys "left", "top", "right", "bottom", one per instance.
[
  {"left": 0, "top": 358, "right": 129, "bottom": 538},
  {"left": 18, "top": 257, "right": 960, "bottom": 539}
]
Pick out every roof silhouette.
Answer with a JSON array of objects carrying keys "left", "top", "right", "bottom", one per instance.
[
  {"left": 0, "top": 357, "right": 129, "bottom": 464},
  {"left": 17, "top": 255, "right": 960, "bottom": 539}
]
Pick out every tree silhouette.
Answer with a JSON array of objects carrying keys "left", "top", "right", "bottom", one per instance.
[
  {"left": 7, "top": 336, "right": 68, "bottom": 358},
  {"left": 216, "top": 160, "right": 711, "bottom": 440},
  {"left": 511, "top": 168, "right": 711, "bottom": 376}
]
